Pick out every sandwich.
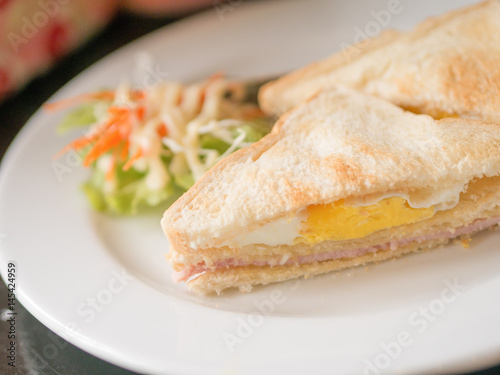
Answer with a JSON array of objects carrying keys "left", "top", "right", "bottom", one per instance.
[
  {"left": 161, "top": 88, "right": 500, "bottom": 294},
  {"left": 259, "top": 0, "right": 500, "bottom": 122}
]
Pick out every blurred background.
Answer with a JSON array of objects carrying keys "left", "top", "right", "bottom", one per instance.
[{"left": 0, "top": 0, "right": 217, "bottom": 161}]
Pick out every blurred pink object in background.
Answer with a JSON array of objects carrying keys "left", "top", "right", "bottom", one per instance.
[
  {"left": 122, "top": 0, "right": 213, "bottom": 16},
  {"left": 0, "top": 0, "right": 119, "bottom": 100},
  {"left": 0, "top": 0, "right": 214, "bottom": 101}
]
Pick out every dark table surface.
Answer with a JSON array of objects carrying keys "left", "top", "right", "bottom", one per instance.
[{"left": 0, "top": 5, "right": 500, "bottom": 375}]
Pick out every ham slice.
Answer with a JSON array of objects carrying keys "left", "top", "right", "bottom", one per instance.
[{"left": 173, "top": 217, "right": 500, "bottom": 283}]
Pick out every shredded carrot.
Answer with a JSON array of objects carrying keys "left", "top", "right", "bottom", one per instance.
[
  {"left": 53, "top": 132, "right": 100, "bottom": 160},
  {"left": 135, "top": 106, "right": 145, "bottom": 121},
  {"left": 52, "top": 88, "right": 149, "bottom": 168},
  {"left": 83, "top": 130, "right": 123, "bottom": 166},
  {"left": 106, "top": 108, "right": 131, "bottom": 134},
  {"left": 157, "top": 123, "right": 168, "bottom": 138},
  {"left": 55, "top": 108, "right": 130, "bottom": 166},
  {"left": 123, "top": 148, "right": 143, "bottom": 171},
  {"left": 108, "top": 106, "right": 130, "bottom": 118},
  {"left": 70, "top": 105, "right": 132, "bottom": 165},
  {"left": 44, "top": 91, "right": 115, "bottom": 112}
]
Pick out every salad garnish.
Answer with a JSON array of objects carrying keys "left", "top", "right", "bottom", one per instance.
[{"left": 49, "top": 74, "right": 271, "bottom": 214}]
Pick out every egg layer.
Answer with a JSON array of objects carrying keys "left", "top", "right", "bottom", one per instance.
[{"left": 300, "top": 197, "right": 435, "bottom": 244}]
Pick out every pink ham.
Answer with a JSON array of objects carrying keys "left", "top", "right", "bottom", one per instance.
[{"left": 173, "top": 216, "right": 500, "bottom": 283}]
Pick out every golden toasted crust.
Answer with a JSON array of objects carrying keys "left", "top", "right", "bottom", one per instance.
[
  {"left": 259, "top": 0, "right": 500, "bottom": 122},
  {"left": 258, "top": 29, "right": 401, "bottom": 116},
  {"left": 162, "top": 89, "right": 500, "bottom": 256}
]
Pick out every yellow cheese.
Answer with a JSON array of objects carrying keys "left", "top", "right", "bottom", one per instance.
[{"left": 300, "top": 197, "right": 435, "bottom": 244}]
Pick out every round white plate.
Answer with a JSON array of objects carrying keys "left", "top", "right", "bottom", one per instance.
[{"left": 1, "top": 0, "right": 499, "bottom": 374}]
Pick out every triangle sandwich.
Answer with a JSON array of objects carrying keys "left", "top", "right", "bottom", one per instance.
[
  {"left": 260, "top": 0, "right": 500, "bottom": 122},
  {"left": 161, "top": 89, "right": 500, "bottom": 294}
]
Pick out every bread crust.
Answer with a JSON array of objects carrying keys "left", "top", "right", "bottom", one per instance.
[
  {"left": 166, "top": 175, "right": 500, "bottom": 269},
  {"left": 259, "top": 0, "right": 500, "bottom": 122},
  {"left": 162, "top": 89, "right": 500, "bottom": 253},
  {"left": 187, "top": 237, "right": 452, "bottom": 295},
  {"left": 174, "top": 175, "right": 500, "bottom": 294}
]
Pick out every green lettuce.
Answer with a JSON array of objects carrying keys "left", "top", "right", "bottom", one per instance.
[
  {"left": 57, "top": 104, "right": 97, "bottom": 134},
  {"left": 81, "top": 161, "right": 186, "bottom": 215},
  {"left": 60, "top": 105, "right": 271, "bottom": 215}
]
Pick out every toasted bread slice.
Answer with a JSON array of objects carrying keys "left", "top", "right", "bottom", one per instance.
[
  {"left": 162, "top": 89, "right": 500, "bottom": 294},
  {"left": 259, "top": 0, "right": 500, "bottom": 122}
]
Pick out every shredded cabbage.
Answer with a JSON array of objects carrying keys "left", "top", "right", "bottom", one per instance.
[{"left": 56, "top": 75, "right": 270, "bottom": 214}]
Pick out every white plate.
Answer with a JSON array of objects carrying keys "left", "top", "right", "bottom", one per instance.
[{"left": 1, "top": 0, "right": 499, "bottom": 374}]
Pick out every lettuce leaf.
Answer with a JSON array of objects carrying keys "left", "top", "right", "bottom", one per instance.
[
  {"left": 57, "top": 104, "right": 97, "bottom": 134},
  {"left": 82, "top": 163, "right": 184, "bottom": 215},
  {"left": 74, "top": 117, "right": 271, "bottom": 215}
]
